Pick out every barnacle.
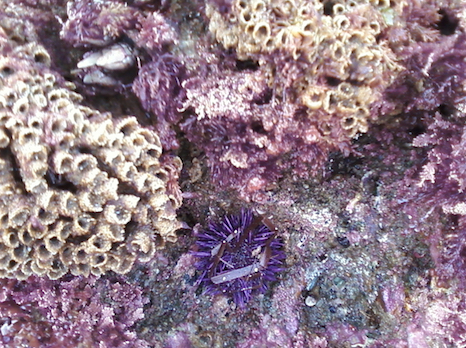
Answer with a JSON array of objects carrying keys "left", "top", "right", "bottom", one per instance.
[{"left": 193, "top": 209, "right": 285, "bottom": 307}]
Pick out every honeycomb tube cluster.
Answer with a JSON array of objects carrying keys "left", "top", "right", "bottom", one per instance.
[
  {"left": 0, "top": 21, "right": 182, "bottom": 280},
  {"left": 207, "top": 0, "right": 404, "bottom": 137}
]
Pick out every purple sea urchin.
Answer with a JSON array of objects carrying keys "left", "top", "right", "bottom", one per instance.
[{"left": 194, "top": 209, "right": 285, "bottom": 307}]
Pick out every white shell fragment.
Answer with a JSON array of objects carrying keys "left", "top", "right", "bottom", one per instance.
[
  {"left": 305, "top": 296, "right": 317, "bottom": 307},
  {"left": 77, "top": 43, "right": 135, "bottom": 71},
  {"left": 210, "top": 249, "right": 270, "bottom": 284},
  {"left": 211, "top": 263, "right": 259, "bottom": 284},
  {"left": 82, "top": 70, "right": 119, "bottom": 87}
]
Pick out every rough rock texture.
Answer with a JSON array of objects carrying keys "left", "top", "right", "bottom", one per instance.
[
  {"left": 179, "top": 0, "right": 407, "bottom": 200},
  {"left": 181, "top": 62, "right": 350, "bottom": 201},
  {"left": 3, "top": 0, "right": 466, "bottom": 347}
]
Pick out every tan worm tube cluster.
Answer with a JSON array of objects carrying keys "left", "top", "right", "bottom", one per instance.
[
  {"left": 0, "top": 24, "right": 182, "bottom": 280},
  {"left": 207, "top": 0, "right": 405, "bottom": 137}
]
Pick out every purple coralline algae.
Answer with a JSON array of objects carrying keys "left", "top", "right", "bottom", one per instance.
[
  {"left": 4, "top": 0, "right": 466, "bottom": 347},
  {"left": 407, "top": 114, "right": 466, "bottom": 288},
  {"left": 0, "top": 275, "right": 149, "bottom": 348},
  {"left": 61, "top": 0, "right": 140, "bottom": 47},
  {"left": 193, "top": 209, "right": 285, "bottom": 307},
  {"left": 181, "top": 64, "right": 343, "bottom": 201},
  {"left": 180, "top": 0, "right": 405, "bottom": 200},
  {"left": 132, "top": 53, "right": 185, "bottom": 150}
]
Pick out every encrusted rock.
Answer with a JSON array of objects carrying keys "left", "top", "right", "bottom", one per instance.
[
  {"left": 207, "top": 0, "right": 405, "bottom": 137},
  {"left": 0, "top": 19, "right": 183, "bottom": 280}
]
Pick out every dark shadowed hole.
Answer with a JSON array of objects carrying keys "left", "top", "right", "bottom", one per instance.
[
  {"left": 49, "top": 237, "right": 61, "bottom": 248},
  {"left": 236, "top": 59, "right": 259, "bottom": 71},
  {"left": 343, "top": 116, "right": 355, "bottom": 128},
  {"left": 448, "top": 214, "right": 459, "bottom": 228},
  {"left": 253, "top": 88, "right": 273, "bottom": 105},
  {"left": 8, "top": 233, "right": 18, "bottom": 246},
  {"left": 94, "top": 255, "right": 105, "bottom": 265},
  {"left": 60, "top": 224, "right": 72, "bottom": 240},
  {"left": 0, "top": 66, "right": 14, "bottom": 77},
  {"left": 120, "top": 124, "right": 135, "bottom": 136},
  {"left": 51, "top": 121, "right": 63, "bottom": 132},
  {"left": 124, "top": 220, "right": 138, "bottom": 236},
  {"left": 147, "top": 149, "right": 159, "bottom": 157},
  {"left": 251, "top": 120, "right": 267, "bottom": 134},
  {"left": 325, "top": 76, "right": 342, "bottom": 87},
  {"left": 77, "top": 146, "right": 93, "bottom": 154},
  {"left": 336, "top": 236, "right": 350, "bottom": 248},
  {"left": 18, "top": 104, "right": 27, "bottom": 115},
  {"left": 254, "top": 1, "right": 264, "bottom": 11},
  {"left": 117, "top": 182, "right": 138, "bottom": 196},
  {"left": 76, "top": 249, "right": 87, "bottom": 261},
  {"left": 30, "top": 120, "right": 41, "bottom": 129},
  {"left": 0, "top": 214, "right": 8, "bottom": 227},
  {"left": 153, "top": 234, "right": 164, "bottom": 248},
  {"left": 14, "top": 245, "right": 26, "bottom": 259},
  {"left": 303, "top": 23, "right": 313, "bottom": 32},
  {"left": 78, "top": 159, "right": 92, "bottom": 171},
  {"left": 61, "top": 246, "right": 72, "bottom": 259},
  {"left": 58, "top": 139, "right": 70, "bottom": 148},
  {"left": 460, "top": 245, "right": 466, "bottom": 260},
  {"left": 323, "top": 1, "right": 335, "bottom": 15},
  {"left": 348, "top": 79, "right": 363, "bottom": 87},
  {"left": 78, "top": 263, "right": 89, "bottom": 273},
  {"left": 39, "top": 244, "right": 50, "bottom": 258},
  {"left": 0, "top": 214, "right": 8, "bottom": 226},
  {"left": 200, "top": 335, "right": 212, "bottom": 345},
  {"left": 7, "top": 260, "right": 17, "bottom": 270},
  {"left": 34, "top": 52, "right": 48, "bottom": 64},
  {"left": 21, "top": 230, "right": 32, "bottom": 244},
  {"left": 78, "top": 218, "right": 89, "bottom": 230},
  {"left": 52, "top": 259, "right": 62, "bottom": 270},
  {"left": 156, "top": 172, "right": 167, "bottom": 182},
  {"left": 318, "top": 253, "right": 328, "bottom": 262},
  {"left": 438, "top": 103, "right": 455, "bottom": 117},
  {"left": 256, "top": 25, "right": 268, "bottom": 39},
  {"left": 38, "top": 208, "right": 47, "bottom": 219},
  {"left": 45, "top": 169, "right": 78, "bottom": 193},
  {"left": 436, "top": 9, "right": 458, "bottom": 35},
  {"left": 93, "top": 239, "right": 102, "bottom": 249},
  {"left": 408, "top": 125, "right": 425, "bottom": 137},
  {"left": 23, "top": 132, "right": 35, "bottom": 142}
]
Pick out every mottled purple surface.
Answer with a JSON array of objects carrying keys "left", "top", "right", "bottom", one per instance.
[
  {"left": 0, "top": 275, "right": 148, "bottom": 348},
  {"left": 132, "top": 53, "right": 185, "bottom": 150},
  {"left": 2, "top": 0, "right": 466, "bottom": 347}
]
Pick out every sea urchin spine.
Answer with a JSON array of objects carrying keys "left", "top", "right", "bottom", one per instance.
[{"left": 194, "top": 209, "right": 285, "bottom": 307}]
